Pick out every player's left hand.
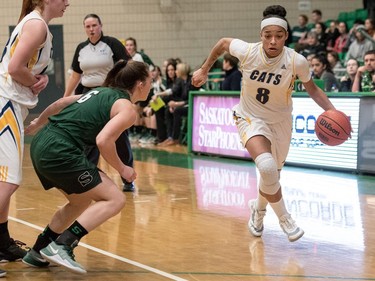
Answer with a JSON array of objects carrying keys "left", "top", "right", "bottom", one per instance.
[
  {"left": 24, "top": 118, "right": 40, "bottom": 135},
  {"left": 31, "top": 74, "right": 49, "bottom": 96}
]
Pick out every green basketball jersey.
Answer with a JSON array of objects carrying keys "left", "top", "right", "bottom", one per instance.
[{"left": 49, "top": 87, "right": 130, "bottom": 149}]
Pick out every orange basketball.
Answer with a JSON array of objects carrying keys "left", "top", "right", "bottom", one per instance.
[{"left": 315, "top": 110, "right": 352, "bottom": 146}]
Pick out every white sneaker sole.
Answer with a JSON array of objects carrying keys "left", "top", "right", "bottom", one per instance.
[
  {"left": 287, "top": 229, "right": 305, "bottom": 242},
  {"left": 248, "top": 222, "right": 263, "bottom": 237},
  {"left": 40, "top": 251, "right": 87, "bottom": 274}
]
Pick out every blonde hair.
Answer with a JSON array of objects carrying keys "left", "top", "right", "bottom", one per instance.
[{"left": 176, "top": 63, "right": 190, "bottom": 76}]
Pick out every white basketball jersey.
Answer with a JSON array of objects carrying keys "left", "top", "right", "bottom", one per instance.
[
  {"left": 0, "top": 11, "right": 53, "bottom": 108},
  {"left": 230, "top": 39, "right": 311, "bottom": 124}
]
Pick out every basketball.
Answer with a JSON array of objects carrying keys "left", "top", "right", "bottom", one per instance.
[{"left": 315, "top": 109, "right": 352, "bottom": 146}]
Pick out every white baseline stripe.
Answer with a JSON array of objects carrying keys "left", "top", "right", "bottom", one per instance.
[
  {"left": 9, "top": 216, "right": 187, "bottom": 281},
  {"left": 171, "top": 198, "right": 188, "bottom": 201},
  {"left": 133, "top": 200, "right": 152, "bottom": 203}
]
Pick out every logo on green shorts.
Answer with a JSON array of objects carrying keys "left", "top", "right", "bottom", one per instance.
[{"left": 78, "top": 171, "right": 93, "bottom": 187}]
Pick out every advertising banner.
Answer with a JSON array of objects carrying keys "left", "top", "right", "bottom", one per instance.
[
  {"left": 191, "top": 95, "right": 248, "bottom": 158},
  {"left": 191, "top": 95, "right": 360, "bottom": 171}
]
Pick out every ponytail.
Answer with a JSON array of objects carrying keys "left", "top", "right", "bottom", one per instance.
[
  {"left": 18, "top": 0, "right": 44, "bottom": 22},
  {"left": 103, "top": 60, "right": 128, "bottom": 87}
]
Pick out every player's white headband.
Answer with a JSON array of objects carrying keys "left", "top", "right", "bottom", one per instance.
[{"left": 261, "top": 17, "right": 288, "bottom": 31}]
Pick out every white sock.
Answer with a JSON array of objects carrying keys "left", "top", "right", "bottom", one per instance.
[
  {"left": 269, "top": 197, "right": 288, "bottom": 218},
  {"left": 256, "top": 193, "right": 268, "bottom": 211}
]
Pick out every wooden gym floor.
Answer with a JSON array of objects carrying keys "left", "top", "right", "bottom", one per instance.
[{"left": 2, "top": 141, "right": 375, "bottom": 281}]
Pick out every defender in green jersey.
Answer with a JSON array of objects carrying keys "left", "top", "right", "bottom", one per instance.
[{"left": 22, "top": 60, "right": 151, "bottom": 274}]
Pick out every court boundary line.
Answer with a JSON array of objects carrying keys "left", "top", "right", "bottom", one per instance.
[{"left": 9, "top": 216, "right": 188, "bottom": 281}]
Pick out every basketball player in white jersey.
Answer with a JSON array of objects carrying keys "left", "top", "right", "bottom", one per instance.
[
  {"left": 192, "top": 5, "right": 336, "bottom": 242},
  {"left": 0, "top": 0, "right": 70, "bottom": 270}
]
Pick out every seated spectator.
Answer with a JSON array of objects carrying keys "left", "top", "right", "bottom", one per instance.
[
  {"left": 299, "top": 31, "right": 326, "bottom": 58},
  {"left": 298, "top": 9, "right": 324, "bottom": 46},
  {"left": 352, "top": 49, "right": 375, "bottom": 92},
  {"left": 339, "top": 58, "right": 359, "bottom": 92},
  {"left": 311, "top": 54, "right": 340, "bottom": 91},
  {"left": 291, "top": 14, "right": 309, "bottom": 45},
  {"left": 306, "top": 53, "right": 315, "bottom": 73},
  {"left": 327, "top": 51, "right": 345, "bottom": 77},
  {"left": 333, "top": 22, "right": 349, "bottom": 60},
  {"left": 162, "top": 57, "right": 177, "bottom": 77},
  {"left": 139, "top": 65, "right": 166, "bottom": 144},
  {"left": 311, "top": 9, "right": 323, "bottom": 28},
  {"left": 221, "top": 53, "right": 242, "bottom": 91},
  {"left": 342, "top": 20, "right": 365, "bottom": 53},
  {"left": 345, "top": 24, "right": 374, "bottom": 65},
  {"left": 301, "top": 9, "right": 323, "bottom": 37},
  {"left": 151, "top": 65, "right": 167, "bottom": 93},
  {"left": 154, "top": 63, "right": 200, "bottom": 146},
  {"left": 125, "top": 37, "right": 148, "bottom": 141},
  {"left": 153, "top": 61, "right": 177, "bottom": 143},
  {"left": 364, "top": 18, "right": 375, "bottom": 41},
  {"left": 125, "top": 37, "right": 144, "bottom": 62},
  {"left": 325, "top": 20, "right": 340, "bottom": 52},
  {"left": 315, "top": 22, "right": 328, "bottom": 49}
]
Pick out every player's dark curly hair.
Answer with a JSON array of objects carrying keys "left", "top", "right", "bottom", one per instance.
[{"left": 262, "top": 5, "right": 287, "bottom": 20}]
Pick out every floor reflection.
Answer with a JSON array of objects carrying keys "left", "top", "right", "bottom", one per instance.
[{"left": 192, "top": 157, "right": 364, "bottom": 250}]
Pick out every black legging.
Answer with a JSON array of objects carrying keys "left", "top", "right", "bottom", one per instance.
[
  {"left": 154, "top": 95, "right": 173, "bottom": 142},
  {"left": 154, "top": 107, "right": 168, "bottom": 142},
  {"left": 171, "top": 106, "right": 188, "bottom": 140},
  {"left": 86, "top": 130, "right": 133, "bottom": 184}
]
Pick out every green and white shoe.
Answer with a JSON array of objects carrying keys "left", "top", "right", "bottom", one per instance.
[
  {"left": 22, "top": 248, "right": 50, "bottom": 267},
  {"left": 40, "top": 242, "right": 86, "bottom": 274}
]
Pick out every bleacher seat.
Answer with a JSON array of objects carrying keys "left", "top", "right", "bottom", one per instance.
[
  {"left": 346, "top": 19, "right": 355, "bottom": 30},
  {"left": 346, "top": 11, "right": 357, "bottom": 21},
  {"left": 335, "top": 9, "right": 368, "bottom": 32},
  {"left": 337, "top": 12, "right": 348, "bottom": 22},
  {"left": 356, "top": 8, "right": 368, "bottom": 21}
]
